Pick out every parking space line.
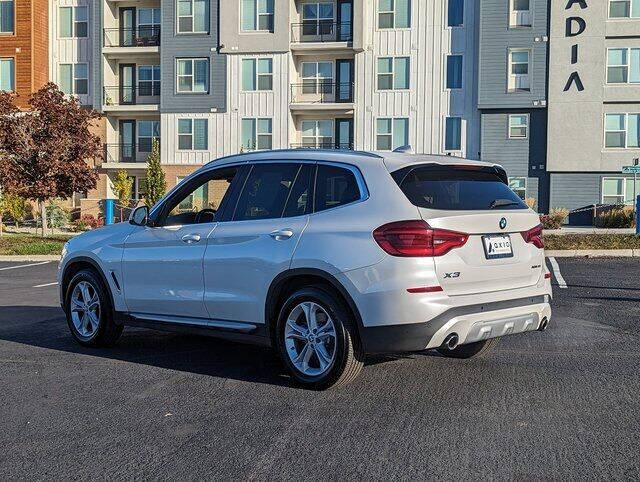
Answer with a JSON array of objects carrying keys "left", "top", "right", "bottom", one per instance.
[
  {"left": 33, "top": 282, "right": 58, "bottom": 288},
  {"left": 0, "top": 261, "right": 51, "bottom": 271},
  {"left": 548, "top": 257, "right": 567, "bottom": 289}
]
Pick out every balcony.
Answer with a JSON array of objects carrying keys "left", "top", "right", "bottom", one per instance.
[
  {"left": 290, "top": 22, "right": 354, "bottom": 55},
  {"left": 290, "top": 142, "right": 353, "bottom": 150},
  {"left": 290, "top": 82, "right": 354, "bottom": 113},
  {"left": 103, "top": 143, "right": 155, "bottom": 168},
  {"left": 103, "top": 27, "right": 160, "bottom": 57},
  {"left": 103, "top": 86, "right": 160, "bottom": 113}
]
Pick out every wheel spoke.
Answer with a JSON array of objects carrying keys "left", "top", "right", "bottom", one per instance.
[
  {"left": 71, "top": 297, "right": 84, "bottom": 312},
  {"left": 315, "top": 343, "right": 331, "bottom": 370},
  {"left": 286, "top": 317, "right": 308, "bottom": 339},
  {"left": 306, "top": 303, "right": 318, "bottom": 331},
  {"left": 301, "top": 343, "right": 314, "bottom": 373},
  {"left": 87, "top": 292, "right": 100, "bottom": 310},
  {"left": 79, "top": 283, "right": 91, "bottom": 304}
]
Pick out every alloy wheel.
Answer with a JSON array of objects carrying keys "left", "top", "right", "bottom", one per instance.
[{"left": 70, "top": 281, "right": 101, "bottom": 338}]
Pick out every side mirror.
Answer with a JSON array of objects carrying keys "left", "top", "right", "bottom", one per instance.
[{"left": 130, "top": 205, "right": 149, "bottom": 226}]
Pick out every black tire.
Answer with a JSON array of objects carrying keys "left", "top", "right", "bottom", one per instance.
[
  {"left": 64, "top": 269, "right": 123, "bottom": 347},
  {"left": 436, "top": 337, "right": 500, "bottom": 359},
  {"left": 276, "top": 286, "right": 364, "bottom": 390}
]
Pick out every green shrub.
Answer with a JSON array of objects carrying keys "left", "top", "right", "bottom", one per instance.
[
  {"left": 540, "top": 207, "right": 569, "bottom": 230},
  {"left": 594, "top": 207, "right": 635, "bottom": 228}
]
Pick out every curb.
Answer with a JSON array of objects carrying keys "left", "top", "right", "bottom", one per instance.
[
  {"left": 0, "top": 255, "right": 61, "bottom": 262},
  {"left": 545, "top": 250, "right": 639, "bottom": 258}
]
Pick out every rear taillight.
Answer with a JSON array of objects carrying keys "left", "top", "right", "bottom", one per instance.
[
  {"left": 373, "top": 220, "right": 468, "bottom": 257},
  {"left": 521, "top": 223, "right": 544, "bottom": 249}
]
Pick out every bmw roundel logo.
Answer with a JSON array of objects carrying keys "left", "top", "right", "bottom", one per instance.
[{"left": 499, "top": 217, "right": 507, "bottom": 230}]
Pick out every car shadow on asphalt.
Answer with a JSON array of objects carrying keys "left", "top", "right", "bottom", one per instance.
[{"left": 0, "top": 305, "right": 420, "bottom": 388}]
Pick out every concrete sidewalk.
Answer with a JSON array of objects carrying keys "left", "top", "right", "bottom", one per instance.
[{"left": 544, "top": 227, "right": 636, "bottom": 235}]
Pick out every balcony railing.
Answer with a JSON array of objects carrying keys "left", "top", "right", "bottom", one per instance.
[
  {"left": 103, "top": 27, "right": 161, "bottom": 48},
  {"left": 104, "top": 143, "right": 155, "bottom": 163},
  {"left": 291, "top": 142, "right": 353, "bottom": 150},
  {"left": 290, "top": 82, "right": 354, "bottom": 104},
  {"left": 103, "top": 86, "right": 160, "bottom": 106},
  {"left": 291, "top": 22, "right": 352, "bottom": 43}
]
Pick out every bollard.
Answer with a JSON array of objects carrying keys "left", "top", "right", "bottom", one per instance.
[
  {"left": 104, "top": 199, "right": 115, "bottom": 225},
  {"left": 637, "top": 195, "right": 640, "bottom": 236}
]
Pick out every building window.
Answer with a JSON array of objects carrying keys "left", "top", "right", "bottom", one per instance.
[
  {"left": 241, "top": 118, "right": 273, "bottom": 151},
  {"left": 609, "top": 0, "right": 640, "bottom": 18},
  {"left": 59, "top": 6, "right": 87, "bottom": 38},
  {"left": 138, "top": 8, "right": 161, "bottom": 38},
  {"left": 607, "top": 48, "right": 640, "bottom": 84},
  {"left": 0, "top": 58, "right": 14, "bottom": 91},
  {"left": 508, "top": 114, "right": 528, "bottom": 138},
  {"left": 241, "top": 58, "right": 273, "bottom": 91},
  {"left": 376, "top": 118, "right": 409, "bottom": 151},
  {"left": 509, "top": 0, "right": 532, "bottom": 27},
  {"left": 128, "top": 176, "right": 147, "bottom": 200},
  {"left": 446, "top": 55, "right": 463, "bottom": 89},
  {"left": 176, "top": 58, "right": 209, "bottom": 93},
  {"left": 605, "top": 113, "right": 640, "bottom": 148},
  {"left": 59, "top": 63, "right": 88, "bottom": 95},
  {"left": 378, "top": 0, "right": 410, "bottom": 29},
  {"left": 177, "top": 0, "right": 209, "bottom": 33},
  {"left": 301, "top": 120, "right": 333, "bottom": 148},
  {"left": 508, "top": 49, "right": 530, "bottom": 92},
  {"left": 138, "top": 65, "right": 160, "bottom": 96},
  {"left": 447, "top": 0, "right": 463, "bottom": 27},
  {"left": 445, "top": 116, "right": 462, "bottom": 151},
  {"left": 178, "top": 119, "right": 208, "bottom": 150},
  {"left": 138, "top": 120, "right": 160, "bottom": 153},
  {"left": 377, "top": 57, "right": 410, "bottom": 90},
  {"left": 509, "top": 178, "right": 527, "bottom": 200},
  {"left": 0, "top": 0, "right": 14, "bottom": 33},
  {"left": 302, "top": 2, "right": 334, "bottom": 36},
  {"left": 241, "top": 0, "right": 274, "bottom": 32},
  {"left": 302, "top": 61, "right": 333, "bottom": 94},
  {"left": 602, "top": 177, "right": 640, "bottom": 205}
]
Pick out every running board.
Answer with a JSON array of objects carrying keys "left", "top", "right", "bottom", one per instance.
[{"left": 129, "top": 313, "right": 258, "bottom": 333}]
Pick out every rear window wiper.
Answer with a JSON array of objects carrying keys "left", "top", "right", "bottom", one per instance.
[{"left": 489, "top": 199, "right": 520, "bottom": 209}]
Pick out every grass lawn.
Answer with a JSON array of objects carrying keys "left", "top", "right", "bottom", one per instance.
[
  {"left": 543, "top": 234, "right": 640, "bottom": 250},
  {"left": 0, "top": 232, "right": 74, "bottom": 256}
]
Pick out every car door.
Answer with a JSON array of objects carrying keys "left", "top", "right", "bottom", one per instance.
[
  {"left": 203, "top": 162, "right": 315, "bottom": 325},
  {"left": 122, "top": 165, "right": 244, "bottom": 319}
]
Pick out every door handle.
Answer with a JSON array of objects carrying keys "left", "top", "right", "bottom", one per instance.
[
  {"left": 269, "top": 229, "right": 294, "bottom": 241},
  {"left": 181, "top": 233, "right": 201, "bottom": 244}
]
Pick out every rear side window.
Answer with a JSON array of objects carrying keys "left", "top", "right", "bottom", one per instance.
[
  {"left": 392, "top": 164, "right": 527, "bottom": 211},
  {"left": 314, "top": 164, "right": 361, "bottom": 212},
  {"left": 283, "top": 164, "right": 314, "bottom": 218},
  {"left": 233, "top": 163, "right": 299, "bottom": 221}
]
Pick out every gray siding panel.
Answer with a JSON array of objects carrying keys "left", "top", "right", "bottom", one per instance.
[
  {"left": 92, "top": 1, "right": 102, "bottom": 110},
  {"left": 549, "top": 173, "right": 601, "bottom": 211},
  {"left": 478, "top": 0, "right": 548, "bottom": 108},
  {"left": 161, "top": 0, "right": 226, "bottom": 113},
  {"left": 481, "top": 112, "right": 529, "bottom": 176}
]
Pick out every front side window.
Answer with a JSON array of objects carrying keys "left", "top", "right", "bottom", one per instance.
[
  {"left": 446, "top": 55, "right": 462, "bottom": 89},
  {"left": 177, "top": 0, "right": 209, "bottom": 33},
  {"left": 59, "top": 6, "right": 87, "bottom": 38},
  {"left": 445, "top": 116, "right": 462, "bottom": 150},
  {"left": 605, "top": 113, "right": 639, "bottom": 148},
  {"left": 233, "top": 163, "right": 299, "bottom": 221},
  {"left": 314, "top": 164, "right": 361, "bottom": 212},
  {"left": 376, "top": 118, "right": 409, "bottom": 151},
  {"left": 302, "top": 61, "right": 333, "bottom": 94},
  {"left": 378, "top": 0, "right": 411, "bottom": 29},
  {"left": 241, "top": 58, "right": 273, "bottom": 91},
  {"left": 510, "top": 0, "right": 532, "bottom": 27},
  {"left": 138, "top": 65, "right": 160, "bottom": 96},
  {"left": 509, "top": 114, "right": 528, "bottom": 138},
  {"left": 607, "top": 48, "right": 640, "bottom": 84},
  {"left": 302, "top": 2, "right": 334, "bottom": 36},
  {"left": 241, "top": 0, "right": 274, "bottom": 32},
  {"left": 59, "top": 63, "right": 88, "bottom": 95},
  {"left": 508, "top": 49, "right": 530, "bottom": 92},
  {"left": 377, "top": 57, "right": 409, "bottom": 90},
  {"left": 609, "top": 0, "right": 640, "bottom": 18},
  {"left": 509, "top": 177, "right": 527, "bottom": 200},
  {"left": 177, "top": 58, "right": 209, "bottom": 93},
  {"left": 447, "top": 0, "right": 463, "bottom": 27},
  {"left": 301, "top": 120, "right": 333, "bottom": 148},
  {"left": 284, "top": 164, "right": 314, "bottom": 217},
  {"left": 178, "top": 118, "right": 208, "bottom": 150},
  {"left": 240, "top": 118, "right": 273, "bottom": 151},
  {"left": 0, "top": 57, "right": 14, "bottom": 91},
  {"left": 138, "top": 120, "right": 160, "bottom": 153},
  {"left": 0, "top": 0, "right": 13, "bottom": 33}
]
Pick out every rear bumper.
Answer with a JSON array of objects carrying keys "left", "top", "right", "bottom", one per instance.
[{"left": 360, "top": 295, "right": 551, "bottom": 354}]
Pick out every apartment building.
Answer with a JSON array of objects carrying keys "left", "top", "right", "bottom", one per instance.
[
  {"left": 547, "top": 0, "right": 640, "bottom": 211},
  {"left": 477, "top": 0, "right": 549, "bottom": 212},
  {"left": 0, "top": 0, "right": 48, "bottom": 109}
]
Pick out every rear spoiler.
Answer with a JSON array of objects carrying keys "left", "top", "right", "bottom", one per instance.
[{"left": 390, "top": 163, "right": 509, "bottom": 186}]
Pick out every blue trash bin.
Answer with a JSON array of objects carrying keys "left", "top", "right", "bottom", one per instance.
[{"left": 104, "top": 199, "right": 115, "bottom": 225}]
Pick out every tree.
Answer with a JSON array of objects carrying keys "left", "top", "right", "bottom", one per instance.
[
  {"left": 0, "top": 84, "right": 101, "bottom": 235},
  {"left": 112, "top": 170, "right": 133, "bottom": 221},
  {"left": 144, "top": 139, "right": 166, "bottom": 207},
  {"left": 0, "top": 193, "right": 27, "bottom": 228}
]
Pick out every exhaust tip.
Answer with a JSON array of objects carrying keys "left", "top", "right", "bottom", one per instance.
[
  {"left": 443, "top": 333, "right": 459, "bottom": 350},
  {"left": 538, "top": 317, "right": 549, "bottom": 332}
]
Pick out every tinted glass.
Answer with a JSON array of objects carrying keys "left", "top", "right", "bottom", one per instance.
[
  {"left": 283, "top": 164, "right": 314, "bottom": 218},
  {"left": 393, "top": 165, "right": 527, "bottom": 211},
  {"left": 314, "top": 165, "right": 361, "bottom": 212},
  {"left": 233, "top": 163, "right": 299, "bottom": 221}
]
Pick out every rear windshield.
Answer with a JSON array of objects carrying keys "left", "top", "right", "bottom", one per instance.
[{"left": 392, "top": 164, "right": 527, "bottom": 211}]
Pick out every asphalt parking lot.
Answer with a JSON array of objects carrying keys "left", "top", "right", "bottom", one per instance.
[{"left": 0, "top": 258, "right": 639, "bottom": 480}]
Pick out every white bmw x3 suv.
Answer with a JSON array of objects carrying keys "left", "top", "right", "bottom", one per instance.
[{"left": 59, "top": 149, "right": 552, "bottom": 389}]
